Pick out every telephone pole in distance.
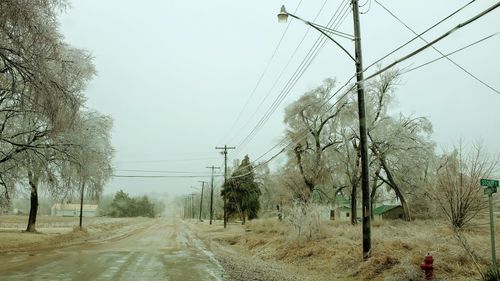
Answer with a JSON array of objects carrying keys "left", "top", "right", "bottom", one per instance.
[
  {"left": 216, "top": 145, "right": 236, "bottom": 228},
  {"left": 198, "top": 181, "right": 208, "bottom": 221},
  {"left": 206, "top": 165, "right": 220, "bottom": 225}
]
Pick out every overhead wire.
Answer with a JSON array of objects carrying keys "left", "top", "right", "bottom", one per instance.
[
  {"left": 227, "top": 0, "right": 342, "bottom": 147},
  {"left": 112, "top": 175, "right": 223, "bottom": 178},
  {"left": 402, "top": 31, "right": 500, "bottom": 73},
  {"left": 240, "top": 1, "right": 351, "bottom": 148},
  {"left": 235, "top": 0, "right": 352, "bottom": 152},
  {"left": 219, "top": 0, "right": 305, "bottom": 145},
  {"left": 363, "top": 0, "right": 477, "bottom": 73},
  {"left": 363, "top": 1, "right": 500, "bottom": 83},
  {"left": 360, "top": 0, "right": 372, "bottom": 14},
  {"left": 113, "top": 169, "right": 213, "bottom": 174},
  {"left": 225, "top": 2, "right": 500, "bottom": 180},
  {"left": 374, "top": 0, "right": 500, "bottom": 95},
  {"left": 228, "top": 76, "right": 358, "bottom": 181},
  {"left": 115, "top": 157, "right": 220, "bottom": 164}
]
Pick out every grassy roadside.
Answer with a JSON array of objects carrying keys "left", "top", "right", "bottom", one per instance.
[
  {"left": 189, "top": 218, "right": 499, "bottom": 281},
  {"left": 0, "top": 215, "right": 153, "bottom": 253}
]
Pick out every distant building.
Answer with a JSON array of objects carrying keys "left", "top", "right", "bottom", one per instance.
[
  {"left": 331, "top": 197, "right": 361, "bottom": 222},
  {"left": 51, "top": 203, "right": 98, "bottom": 217},
  {"left": 373, "top": 205, "right": 404, "bottom": 221}
]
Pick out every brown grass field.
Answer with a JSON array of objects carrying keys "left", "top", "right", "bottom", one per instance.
[{"left": 190, "top": 218, "right": 500, "bottom": 281}]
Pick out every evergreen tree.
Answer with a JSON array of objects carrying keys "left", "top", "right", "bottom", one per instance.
[
  {"left": 108, "top": 190, "right": 157, "bottom": 218},
  {"left": 222, "top": 155, "right": 261, "bottom": 224}
]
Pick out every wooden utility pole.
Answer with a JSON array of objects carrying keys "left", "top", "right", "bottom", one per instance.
[
  {"left": 183, "top": 196, "right": 187, "bottom": 219},
  {"left": 190, "top": 193, "right": 196, "bottom": 219},
  {"left": 198, "top": 181, "right": 207, "bottom": 221},
  {"left": 206, "top": 165, "right": 220, "bottom": 225},
  {"left": 216, "top": 145, "right": 236, "bottom": 228},
  {"left": 352, "top": 0, "right": 371, "bottom": 260}
]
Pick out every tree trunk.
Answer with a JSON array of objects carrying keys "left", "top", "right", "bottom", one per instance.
[
  {"left": 378, "top": 156, "right": 411, "bottom": 221},
  {"left": 294, "top": 145, "right": 315, "bottom": 195},
  {"left": 79, "top": 181, "right": 85, "bottom": 229},
  {"left": 26, "top": 171, "right": 38, "bottom": 232},
  {"left": 370, "top": 185, "right": 378, "bottom": 220},
  {"left": 351, "top": 183, "right": 357, "bottom": 225},
  {"left": 370, "top": 141, "right": 412, "bottom": 221},
  {"left": 371, "top": 167, "right": 382, "bottom": 220}
]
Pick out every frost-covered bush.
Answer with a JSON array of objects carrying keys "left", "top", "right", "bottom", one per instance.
[{"left": 283, "top": 201, "right": 329, "bottom": 241}]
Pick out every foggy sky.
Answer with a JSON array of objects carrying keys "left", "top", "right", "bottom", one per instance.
[{"left": 59, "top": 0, "right": 500, "bottom": 197}]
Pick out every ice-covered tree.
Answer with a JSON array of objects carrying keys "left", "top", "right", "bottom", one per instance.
[{"left": 222, "top": 155, "right": 261, "bottom": 224}]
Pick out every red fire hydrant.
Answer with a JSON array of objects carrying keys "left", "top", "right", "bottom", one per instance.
[{"left": 420, "top": 253, "right": 434, "bottom": 280}]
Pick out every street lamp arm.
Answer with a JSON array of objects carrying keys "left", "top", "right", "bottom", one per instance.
[{"left": 286, "top": 12, "right": 356, "bottom": 62}]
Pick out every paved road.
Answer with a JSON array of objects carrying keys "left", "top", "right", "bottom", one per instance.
[{"left": 0, "top": 218, "right": 227, "bottom": 281}]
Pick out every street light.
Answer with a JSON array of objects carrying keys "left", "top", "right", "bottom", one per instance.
[
  {"left": 277, "top": 5, "right": 356, "bottom": 62},
  {"left": 277, "top": 2, "right": 372, "bottom": 260},
  {"left": 277, "top": 5, "right": 288, "bottom": 23}
]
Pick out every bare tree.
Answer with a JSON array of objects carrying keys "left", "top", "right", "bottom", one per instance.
[{"left": 433, "top": 140, "right": 498, "bottom": 229}]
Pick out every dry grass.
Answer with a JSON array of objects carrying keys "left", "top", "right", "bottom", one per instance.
[{"left": 191, "top": 218, "right": 500, "bottom": 281}]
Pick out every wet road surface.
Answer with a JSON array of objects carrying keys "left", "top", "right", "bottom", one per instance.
[{"left": 0, "top": 218, "right": 227, "bottom": 281}]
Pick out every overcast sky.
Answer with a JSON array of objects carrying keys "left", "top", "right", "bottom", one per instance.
[{"left": 59, "top": 0, "right": 500, "bottom": 197}]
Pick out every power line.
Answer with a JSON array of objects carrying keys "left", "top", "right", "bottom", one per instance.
[
  {"left": 229, "top": 79, "right": 357, "bottom": 180},
  {"left": 364, "top": 0, "right": 477, "bottom": 73},
  {"left": 115, "top": 157, "right": 219, "bottom": 164},
  {"left": 232, "top": 0, "right": 487, "bottom": 159},
  {"left": 363, "top": 1, "right": 500, "bottom": 83},
  {"left": 239, "top": 2, "right": 350, "bottom": 146},
  {"left": 113, "top": 169, "right": 213, "bottom": 174},
  {"left": 235, "top": 1, "right": 352, "bottom": 152},
  {"left": 230, "top": 29, "right": 499, "bottom": 181},
  {"left": 219, "top": 0, "right": 305, "bottom": 145},
  {"left": 225, "top": 1, "right": 500, "bottom": 183},
  {"left": 112, "top": 175, "right": 223, "bottom": 178},
  {"left": 238, "top": 28, "right": 500, "bottom": 180},
  {"left": 403, "top": 31, "right": 500, "bottom": 74},
  {"left": 374, "top": 0, "right": 500, "bottom": 95},
  {"left": 227, "top": 0, "right": 341, "bottom": 147}
]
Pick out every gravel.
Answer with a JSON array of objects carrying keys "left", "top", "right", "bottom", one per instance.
[{"left": 214, "top": 250, "right": 311, "bottom": 281}]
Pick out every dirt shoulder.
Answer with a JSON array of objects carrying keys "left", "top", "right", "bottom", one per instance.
[
  {"left": 188, "top": 218, "right": 497, "bottom": 281},
  {"left": 0, "top": 215, "right": 155, "bottom": 253},
  {"left": 189, "top": 219, "right": 311, "bottom": 281}
]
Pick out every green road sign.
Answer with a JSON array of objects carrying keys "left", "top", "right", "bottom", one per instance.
[{"left": 480, "top": 179, "right": 499, "bottom": 187}]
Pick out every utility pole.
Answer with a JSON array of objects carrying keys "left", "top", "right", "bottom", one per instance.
[
  {"left": 186, "top": 196, "right": 190, "bottom": 219},
  {"left": 216, "top": 145, "right": 236, "bottom": 228},
  {"left": 198, "top": 181, "right": 207, "bottom": 221},
  {"left": 206, "top": 165, "right": 220, "bottom": 225},
  {"left": 352, "top": 0, "right": 371, "bottom": 260},
  {"left": 183, "top": 196, "right": 187, "bottom": 219},
  {"left": 190, "top": 193, "right": 196, "bottom": 219}
]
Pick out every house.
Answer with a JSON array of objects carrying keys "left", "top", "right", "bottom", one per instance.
[
  {"left": 331, "top": 196, "right": 361, "bottom": 222},
  {"left": 373, "top": 205, "right": 404, "bottom": 221},
  {"left": 51, "top": 203, "right": 98, "bottom": 217}
]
